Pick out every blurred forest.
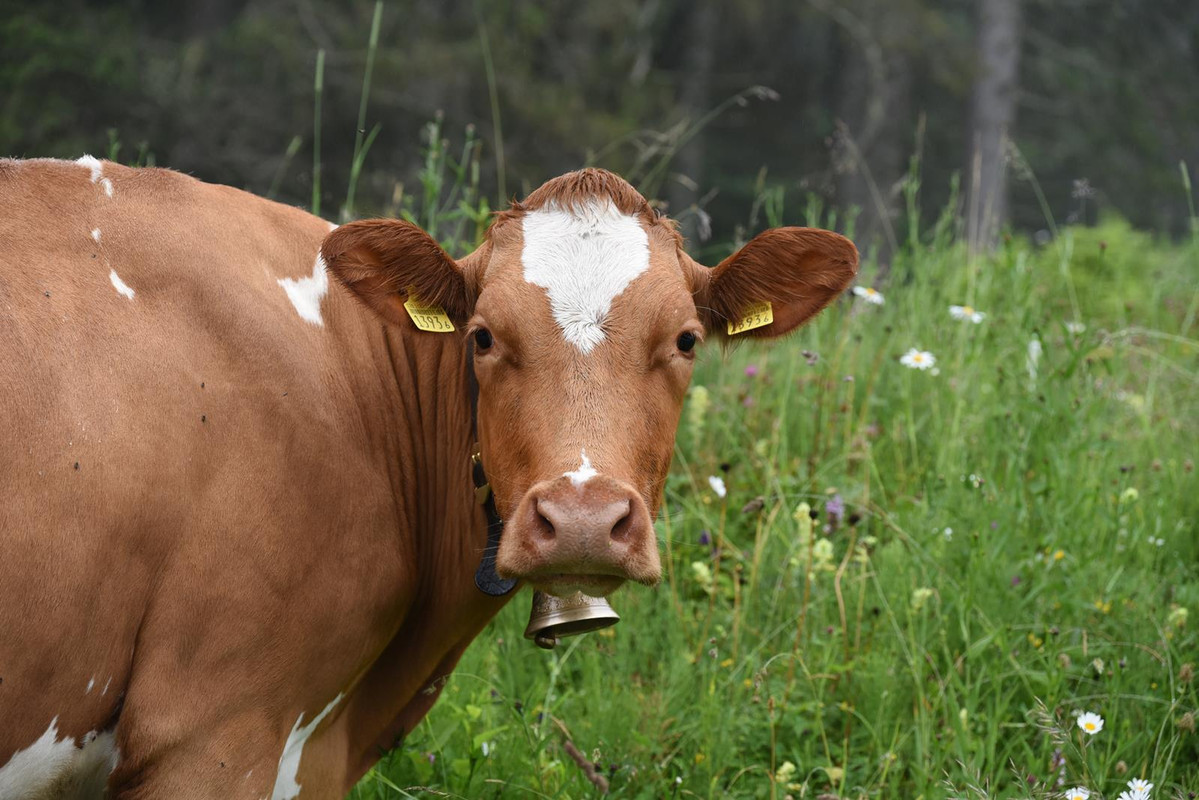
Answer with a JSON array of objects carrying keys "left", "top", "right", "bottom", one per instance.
[{"left": 3, "top": 0, "right": 1198, "bottom": 256}]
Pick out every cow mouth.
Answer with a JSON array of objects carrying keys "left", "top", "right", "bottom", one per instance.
[{"left": 531, "top": 573, "right": 626, "bottom": 598}]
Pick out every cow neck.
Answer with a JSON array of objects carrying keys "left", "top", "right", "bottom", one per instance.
[
  {"left": 338, "top": 320, "right": 523, "bottom": 777},
  {"left": 365, "top": 320, "right": 480, "bottom": 579},
  {"left": 362, "top": 322, "right": 514, "bottom": 597}
]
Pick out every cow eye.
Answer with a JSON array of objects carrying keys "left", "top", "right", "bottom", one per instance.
[
  {"left": 474, "top": 328, "right": 494, "bottom": 351},
  {"left": 676, "top": 331, "right": 697, "bottom": 352}
]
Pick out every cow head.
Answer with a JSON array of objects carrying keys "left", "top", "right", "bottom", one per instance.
[{"left": 322, "top": 169, "right": 857, "bottom": 597}]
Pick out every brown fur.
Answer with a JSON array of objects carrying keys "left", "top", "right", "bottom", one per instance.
[
  {"left": 0, "top": 158, "right": 506, "bottom": 799},
  {"left": 491, "top": 168, "right": 680, "bottom": 244},
  {"left": 1, "top": 160, "right": 855, "bottom": 799}
]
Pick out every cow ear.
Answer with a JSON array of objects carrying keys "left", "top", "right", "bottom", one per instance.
[
  {"left": 699, "top": 227, "right": 858, "bottom": 339},
  {"left": 321, "top": 219, "right": 473, "bottom": 328}
]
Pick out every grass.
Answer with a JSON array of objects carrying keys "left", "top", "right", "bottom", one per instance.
[{"left": 345, "top": 169, "right": 1198, "bottom": 798}]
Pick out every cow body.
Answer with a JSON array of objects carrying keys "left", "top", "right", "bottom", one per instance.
[
  {"left": 1, "top": 158, "right": 857, "bottom": 798},
  {"left": 0, "top": 158, "right": 505, "bottom": 798}
]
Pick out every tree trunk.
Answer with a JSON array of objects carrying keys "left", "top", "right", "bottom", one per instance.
[{"left": 966, "top": 0, "right": 1022, "bottom": 251}]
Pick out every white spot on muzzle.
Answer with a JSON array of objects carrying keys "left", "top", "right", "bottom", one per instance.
[
  {"left": 270, "top": 693, "right": 343, "bottom": 800},
  {"left": 521, "top": 199, "right": 650, "bottom": 353},
  {"left": 0, "top": 719, "right": 119, "bottom": 799},
  {"left": 564, "top": 449, "right": 598, "bottom": 488},
  {"left": 109, "top": 270, "right": 135, "bottom": 300}
]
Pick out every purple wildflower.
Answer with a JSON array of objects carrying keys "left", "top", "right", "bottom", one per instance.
[
  {"left": 825, "top": 494, "right": 845, "bottom": 530},
  {"left": 698, "top": 530, "right": 711, "bottom": 546},
  {"left": 745, "top": 364, "right": 760, "bottom": 377}
]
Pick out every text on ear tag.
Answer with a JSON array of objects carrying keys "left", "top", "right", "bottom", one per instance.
[
  {"left": 727, "top": 301, "right": 773, "bottom": 335},
  {"left": 403, "top": 292, "right": 455, "bottom": 333}
]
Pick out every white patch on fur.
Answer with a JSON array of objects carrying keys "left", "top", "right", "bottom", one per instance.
[
  {"left": 86, "top": 677, "right": 95, "bottom": 694},
  {"left": 75, "top": 155, "right": 102, "bottom": 182},
  {"left": 75, "top": 155, "right": 114, "bottom": 197},
  {"left": 521, "top": 199, "right": 650, "bottom": 353},
  {"left": 101, "top": 677, "right": 111, "bottom": 696},
  {"left": 91, "top": 229, "right": 101, "bottom": 243},
  {"left": 109, "top": 270, "right": 135, "bottom": 300},
  {"left": 564, "top": 449, "right": 598, "bottom": 488},
  {"left": 0, "top": 719, "right": 118, "bottom": 799},
  {"left": 270, "top": 693, "right": 343, "bottom": 800},
  {"left": 278, "top": 254, "right": 328, "bottom": 326},
  {"left": 278, "top": 225, "right": 337, "bottom": 327}
]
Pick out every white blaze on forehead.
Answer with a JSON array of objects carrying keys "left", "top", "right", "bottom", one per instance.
[
  {"left": 521, "top": 199, "right": 650, "bottom": 353},
  {"left": 110, "top": 270, "right": 135, "bottom": 300},
  {"left": 271, "top": 693, "right": 343, "bottom": 800},
  {"left": 279, "top": 224, "right": 338, "bottom": 327},
  {"left": 0, "top": 719, "right": 119, "bottom": 798},
  {"left": 564, "top": 449, "right": 598, "bottom": 488}
]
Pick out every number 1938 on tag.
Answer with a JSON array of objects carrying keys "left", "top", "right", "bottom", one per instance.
[{"left": 727, "top": 301, "right": 773, "bottom": 335}]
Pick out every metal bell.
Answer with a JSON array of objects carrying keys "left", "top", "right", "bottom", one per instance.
[{"left": 523, "top": 590, "right": 620, "bottom": 649}]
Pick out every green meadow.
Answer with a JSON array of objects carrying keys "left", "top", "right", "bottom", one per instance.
[{"left": 349, "top": 167, "right": 1199, "bottom": 799}]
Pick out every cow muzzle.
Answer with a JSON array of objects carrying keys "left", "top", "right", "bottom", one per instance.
[{"left": 496, "top": 473, "right": 661, "bottom": 597}]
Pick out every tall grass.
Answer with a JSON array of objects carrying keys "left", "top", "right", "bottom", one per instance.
[{"left": 345, "top": 139, "right": 1198, "bottom": 800}]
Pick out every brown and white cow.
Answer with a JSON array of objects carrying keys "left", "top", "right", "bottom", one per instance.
[{"left": 0, "top": 158, "right": 856, "bottom": 798}]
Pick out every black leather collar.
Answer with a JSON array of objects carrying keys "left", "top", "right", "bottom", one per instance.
[{"left": 467, "top": 343, "right": 517, "bottom": 597}]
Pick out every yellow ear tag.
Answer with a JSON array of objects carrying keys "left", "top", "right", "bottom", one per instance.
[
  {"left": 403, "top": 292, "right": 455, "bottom": 333},
  {"left": 727, "top": 301, "right": 773, "bottom": 335}
]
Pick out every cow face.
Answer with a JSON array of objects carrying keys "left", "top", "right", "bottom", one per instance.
[{"left": 322, "top": 169, "right": 857, "bottom": 597}]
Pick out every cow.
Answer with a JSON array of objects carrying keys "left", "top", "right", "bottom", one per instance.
[{"left": 0, "top": 157, "right": 857, "bottom": 799}]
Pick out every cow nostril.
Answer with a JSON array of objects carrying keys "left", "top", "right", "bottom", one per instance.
[
  {"left": 533, "top": 501, "right": 556, "bottom": 540},
  {"left": 608, "top": 500, "right": 633, "bottom": 542}
]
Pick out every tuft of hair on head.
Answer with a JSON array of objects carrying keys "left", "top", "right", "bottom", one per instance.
[{"left": 519, "top": 168, "right": 650, "bottom": 216}]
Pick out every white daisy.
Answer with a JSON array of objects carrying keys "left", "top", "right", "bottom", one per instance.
[
  {"left": 1064, "top": 788, "right": 1090, "bottom": 800},
  {"left": 1117, "top": 790, "right": 1151, "bottom": 800},
  {"left": 949, "top": 304, "right": 986, "bottom": 323},
  {"left": 708, "top": 475, "right": 727, "bottom": 499},
  {"left": 1126, "top": 778, "right": 1153, "bottom": 794},
  {"left": 1066, "top": 321, "right": 1086, "bottom": 334},
  {"left": 852, "top": 285, "right": 885, "bottom": 305},
  {"left": 899, "top": 348, "right": 937, "bottom": 370},
  {"left": 1076, "top": 710, "right": 1104, "bottom": 735}
]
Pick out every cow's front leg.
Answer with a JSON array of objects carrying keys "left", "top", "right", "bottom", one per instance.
[{"left": 106, "top": 707, "right": 288, "bottom": 800}]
